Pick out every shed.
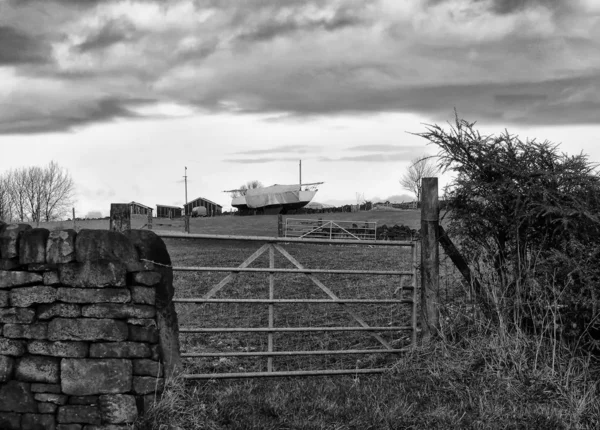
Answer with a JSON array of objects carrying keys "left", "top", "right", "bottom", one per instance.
[
  {"left": 156, "top": 204, "right": 183, "bottom": 219},
  {"left": 184, "top": 196, "right": 222, "bottom": 217},
  {"left": 129, "top": 201, "right": 153, "bottom": 216}
]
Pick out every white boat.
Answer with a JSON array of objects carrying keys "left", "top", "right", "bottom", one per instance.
[{"left": 228, "top": 183, "right": 323, "bottom": 215}]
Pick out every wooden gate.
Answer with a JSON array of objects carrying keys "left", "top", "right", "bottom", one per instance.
[{"left": 158, "top": 233, "right": 418, "bottom": 379}]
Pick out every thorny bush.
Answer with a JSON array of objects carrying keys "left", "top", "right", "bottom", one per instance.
[{"left": 417, "top": 113, "right": 600, "bottom": 352}]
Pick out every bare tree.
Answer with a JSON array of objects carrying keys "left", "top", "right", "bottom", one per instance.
[
  {"left": 399, "top": 155, "right": 440, "bottom": 202},
  {"left": 230, "top": 180, "right": 263, "bottom": 198},
  {"left": 41, "top": 161, "right": 75, "bottom": 222},
  {"left": 0, "top": 174, "right": 12, "bottom": 222},
  {"left": 0, "top": 161, "right": 75, "bottom": 223}
]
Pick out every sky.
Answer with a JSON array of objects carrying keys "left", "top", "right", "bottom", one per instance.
[{"left": 1, "top": 0, "right": 600, "bottom": 216}]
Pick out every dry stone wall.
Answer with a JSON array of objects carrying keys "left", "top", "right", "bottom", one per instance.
[{"left": 0, "top": 221, "right": 181, "bottom": 430}]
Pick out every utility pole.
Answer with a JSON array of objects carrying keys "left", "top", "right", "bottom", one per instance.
[
  {"left": 299, "top": 159, "right": 302, "bottom": 190},
  {"left": 184, "top": 166, "right": 188, "bottom": 215}
]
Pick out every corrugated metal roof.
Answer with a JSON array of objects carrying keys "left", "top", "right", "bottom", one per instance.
[
  {"left": 129, "top": 201, "right": 153, "bottom": 210},
  {"left": 156, "top": 204, "right": 182, "bottom": 209},
  {"left": 186, "top": 196, "right": 222, "bottom": 208}
]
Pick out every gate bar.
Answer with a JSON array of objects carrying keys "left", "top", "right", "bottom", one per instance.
[
  {"left": 174, "top": 298, "right": 413, "bottom": 304},
  {"left": 184, "top": 368, "right": 389, "bottom": 379},
  {"left": 180, "top": 326, "right": 411, "bottom": 333},
  {"left": 182, "top": 348, "right": 408, "bottom": 357},
  {"left": 158, "top": 232, "right": 413, "bottom": 246},
  {"left": 172, "top": 266, "right": 414, "bottom": 275}
]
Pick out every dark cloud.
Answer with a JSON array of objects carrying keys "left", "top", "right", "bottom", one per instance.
[
  {"left": 426, "top": 0, "right": 567, "bottom": 15},
  {"left": 0, "top": 26, "right": 51, "bottom": 64},
  {"left": 227, "top": 156, "right": 304, "bottom": 163},
  {"left": 0, "top": 97, "right": 146, "bottom": 135},
  {"left": 234, "top": 145, "right": 318, "bottom": 155},
  {"left": 320, "top": 153, "right": 417, "bottom": 162},
  {"left": 237, "top": 6, "right": 366, "bottom": 42},
  {"left": 227, "top": 157, "right": 279, "bottom": 164},
  {"left": 348, "top": 144, "right": 423, "bottom": 152},
  {"left": 76, "top": 19, "right": 137, "bottom": 52},
  {"left": 487, "top": 0, "right": 566, "bottom": 15}
]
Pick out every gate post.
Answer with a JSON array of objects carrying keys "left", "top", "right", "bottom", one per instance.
[
  {"left": 110, "top": 203, "right": 131, "bottom": 232},
  {"left": 421, "top": 177, "right": 440, "bottom": 341},
  {"left": 277, "top": 214, "right": 283, "bottom": 237}
]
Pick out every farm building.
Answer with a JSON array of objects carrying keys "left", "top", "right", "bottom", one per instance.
[
  {"left": 128, "top": 201, "right": 153, "bottom": 216},
  {"left": 184, "top": 196, "right": 222, "bottom": 217},
  {"left": 156, "top": 204, "right": 183, "bottom": 219}
]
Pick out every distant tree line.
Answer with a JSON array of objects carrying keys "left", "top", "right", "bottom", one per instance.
[{"left": 0, "top": 161, "right": 75, "bottom": 224}]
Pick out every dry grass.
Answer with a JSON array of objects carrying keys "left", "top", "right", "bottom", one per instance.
[{"left": 137, "top": 232, "right": 600, "bottom": 429}]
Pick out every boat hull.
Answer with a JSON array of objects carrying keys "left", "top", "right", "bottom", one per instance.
[{"left": 232, "top": 188, "right": 317, "bottom": 215}]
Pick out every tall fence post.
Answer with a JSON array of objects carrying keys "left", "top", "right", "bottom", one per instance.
[
  {"left": 277, "top": 214, "right": 283, "bottom": 237},
  {"left": 421, "top": 177, "right": 440, "bottom": 341},
  {"left": 148, "top": 210, "right": 153, "bottom": 230},
  {"left": 110, "top": 203, "right": 131, "bottom": 232}
]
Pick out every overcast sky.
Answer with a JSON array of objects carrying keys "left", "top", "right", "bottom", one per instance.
[{"left": 1, "top": 0, "right": 600, "bottom": 216}]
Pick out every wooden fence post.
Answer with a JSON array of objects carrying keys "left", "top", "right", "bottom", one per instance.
[
  {"left": 110, "top": 204, "right": 131, "bottom": 232},
  {"left": 147, "top": 211, "right": 153, "bottom": 230},
  {"left": 277, "top": 214, "right": 283, "bottom": 237},
  {"left": 421, "top": 177, "right": 440, "bottom": 341}
]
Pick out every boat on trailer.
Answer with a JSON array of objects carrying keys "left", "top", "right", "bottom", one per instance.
[{"left": 225, "top": 182, "right": 323, "bottom": 215}]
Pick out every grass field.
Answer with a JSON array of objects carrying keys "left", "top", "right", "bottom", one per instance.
[
  {"left": 29, "top": 209, "right": 422, "bottom": 237},
  {"left": 135, "top": 212, "right": 600, "bottom": 430},
  {"left": 168, "top": 237, "right": 416, "bottom": 376}
]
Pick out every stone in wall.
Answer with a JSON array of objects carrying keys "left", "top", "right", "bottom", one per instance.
[
  {"left": 57, "top": 288, "right": 130, "bottom": 304},
  {"left": 0, "top": 355, "right": 15, "bottom": 382},
  {"left": 133, "top": 271, "right": 161, "bottom": 287},
  {"left": 19, "top": 228, "right": 50, "bottom": 265},
  {"left": 57, "top": 405, "right": 102, "bottom": 425},
  {"left": 27, "top": 341, "right": 88, "bottom": 358},
  {"left": 130, "top": 285, "right": 155, "bottom": 305},
  {"left": 46, "top": 229, "right": 77, "bottom": 264},
  {"left": 22, "top": 413, "right": 56, "bottom": 429},
  {"left": 89, "top": 342, "right": 150, "bottom": 359},
  {"left": 0, "top": 338, "right": 26, "bottom": 356},
  {"left": 3, "top": 322, "right": 48, "bottom": 340},
  {"left": 61, "top": 359, "right": 132, "bottom": 396},
  {"left": 98, "top": 394, "right": 138, "bottom": 424},
  {"left": 58, "top": 260, "right": 127, "bottom": 288},
  {"left": 0, "top": 224, "right": 32, "bottom": 259},
  {"left": 37, "top": 303, "right": 82, "bottom": 319},
  {"left": 15, "top": 355, "right": 60, "bottom": 383},
  {"left": 48, "top": 318, "right": 128, "bottom": 342},
  {"left": 81, "top": 304, "right": 155, "bottom": 319},
  {"left": 9, "top": 285, "right": 57, "bottom": 307},
  {"left": 0, "top": 412, "right": 20, "bottom": 430},
  {"left": 0, "top": 380, "right": 37, "bottom": 413},
  {"left": 0, "top": 271, "right": 43, "bottom": 288},
  {"left": 43, "top": 271, "right": 61, "bottom": 286},
  {"left": 0, "top": 290, "right": 8, "bottom": 307},
  {"left": 0, "top": 307, "right": 36, "bottom": 323},
  {"left": 75, "top": 230, "right": 140, "bottom": 272}
]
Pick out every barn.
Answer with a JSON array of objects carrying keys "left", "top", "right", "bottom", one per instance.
[
  {"left": 129, "top": 201, "right": 153, "bottom": 216},
  {"left": 156, "top": 204, "right": 183, "bottom": 219},
  {"left": 184, "top": 197, "right": 222, "bottom": 217}
]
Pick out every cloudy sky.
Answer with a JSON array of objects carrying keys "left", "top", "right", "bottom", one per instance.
[{"left": 1, "top": 0, "right": 600, "bottom": 216}]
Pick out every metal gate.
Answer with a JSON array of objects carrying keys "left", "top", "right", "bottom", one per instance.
[
  {"left": 284, "top": 218, "right": 377, "bottom": 240},
  {"left": 159, "top": 233, "right": 418, "bottom": 379}
]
